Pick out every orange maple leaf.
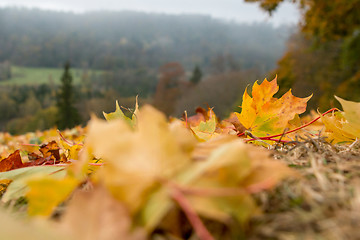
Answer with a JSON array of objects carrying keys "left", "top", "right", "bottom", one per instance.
[
  {"left": 236, "top": 77, "right": 312, "bottom": 138},
  {"left": 0, "top": 150, "right": 24, "bottom": 172}
]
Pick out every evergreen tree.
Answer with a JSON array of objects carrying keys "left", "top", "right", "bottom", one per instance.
[
  {"left": 190, "top": 65, "right": 202, "bottom": 85},
  {"left": 56, "top": 61, "right": 81, "bottom": 129}
]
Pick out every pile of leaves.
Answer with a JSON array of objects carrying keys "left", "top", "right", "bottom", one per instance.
[{"left": 1, "top": 77, "right": 360, "bottom": 240}]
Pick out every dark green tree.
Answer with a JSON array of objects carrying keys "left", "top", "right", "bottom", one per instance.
[
  {"left": 56, "top": 62, "right": 81, "bottom": 129},
  {"left": 190, "top": 65, "right": 203, "bottom": 85}
]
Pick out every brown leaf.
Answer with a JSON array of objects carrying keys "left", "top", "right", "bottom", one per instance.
[
  {"left": 0, "top": 179, "right": 12, "bottom": 196},
  {"left": 185, "top": 107, "right": 208, "bottom": 127},
  {"left": 0, "top": 150, "right": 24, "bottom": 172},
  {"left": 24, "top": 141, "right": 62, "bottom": 167},
  {"left": 60, "top": 186, "right": 146, "bottom": 240},
  {"left": 223, "top": 113, "right": 246, "bottom": 133},
  {"left": 39, "top": 141, "right": 61, "bottom": 161}
]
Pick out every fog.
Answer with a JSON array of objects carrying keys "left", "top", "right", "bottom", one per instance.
[{"left": 0, "top": 0, "right": 299, "bottom": 25}]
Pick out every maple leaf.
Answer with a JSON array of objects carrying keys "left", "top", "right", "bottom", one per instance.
[
  {"left": 0, "top": 166, "right": 66, "bottom": 203},
  {"left": 103, "top": 96, "right": 139, "bottom": 128},
  {"left": 185, "top": 107, "right": 208, "bottom": 127},
  {"left": 321, "top": 96, "right": 360, "bottom": 143},
  {"left": 0, "top": 210, "right": 73, "bottom": 240},
  {"left": 190, "top": 108, "right": 218, "bottom": 141},
  {"left": 0, "top": 150, "right": 24, "bottom": 172},
  {"left": 39, "top": 141, "right": 61, "bottom": 160},
  {"left": 0, "top": 179, "right": 11, "bottom": 197},
  {"left": 141, "top": 136, "right": 294, "bottom": 232},
  {"left": 235, "top": 77, "right": 311, "bottom": 138},
  {"left": 80, "top": 105, "right": 196, "bottom": 214},
  {"left": 26, "top": 175, "right": 79, "bottom": 216},
  {"left": 25, "top": 141, "right": 64, "bottom": 167},
  {"left": 59, "top": 139, "right": 83, "bottom": 161},
  {"left": 60, "top": 186, "right": 146, "bottom": 240},
  {"left": 177, "top": 137, "right": 294, "bottom": 224}
]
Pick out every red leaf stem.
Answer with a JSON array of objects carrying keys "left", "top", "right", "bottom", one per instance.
[
  {"left": 168, "top": 178, "right": 276, "bottom": 198},
  {"left": 244, "top": 108, "right": 339, "bottom": 142},
  {"left": 246, "top": 138, "right": 291, "bottom": 143},
  {"left": 170, "top": 187, "right": 215, "bottom": 240},
  {"left": 57, "top": 130, "right": 84, "bottom": 146},
  {"left": 20, "top": 143, "right": 40, "bottom": 147}
]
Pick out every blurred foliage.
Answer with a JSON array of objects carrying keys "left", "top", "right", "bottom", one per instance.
[
  {"left": 246, "top": 0, "right": 360, "bottom": 41},
  {"left": 247, "top": 0, "right": 360, "bottom": 109}
]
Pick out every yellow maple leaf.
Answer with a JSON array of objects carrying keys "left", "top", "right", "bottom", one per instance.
[
  {"left": 26, "top": 176, "right": 79, "bottom": 216},
  {"left": 103, "top": 96, "right": 139, "bottom": 128},
  {"left": 190, "top": 108, "right": 219, "bottom": 142},
  {"left": 61, "top": 186, "right": 145, "bottom": 240},
  {"left": 178, "top": 137, "right": 294, "bottom": 224},
  {"left": 321, "top": 96, "right": 360, "bottom": 143},
  {"left": 236, "top": 77, "right": 312, "bottom": 138},
  {"left": 82, "top": 105, "right": 196, "bottom": 214}
]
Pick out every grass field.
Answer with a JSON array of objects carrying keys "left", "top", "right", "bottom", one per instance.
[{"left": 0, "top": 66, "right": 104, "bottom": 86}]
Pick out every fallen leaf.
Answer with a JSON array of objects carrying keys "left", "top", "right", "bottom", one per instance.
[
  {"left": 103, "top": 96, "right": 139, "bottom": 128},
  {"left": 185, "top": 107, "right": 208, "bottom": 127},
  {"left": 59, "top": 139, "right": 83, "bottom": 161},
  {"left": 82, "top": 105, "right": 196, "bottom": 214},
  {"left": 0, "top": 166, "right": 66, "bottom": 203},
  {"left": 39, "top": 141, "right": 61, "bottom": 161},
  {"left": 0, "top": 209, "right": 72, "bottom": 240},
  {"left": 0, "top": 179, "right": 11, "bottom": 197},
  {"left": 235, "top": 77, "right": 311, "bottom": 138},
  {"left": 60, "top": 186, "right": 146, "bottom": 240},
  {"left": 190, "top": 109, "right": 218, "bottom": 141},
  {"left": 321, "top": 96, "right": 360, "bottom": 143},
  {"left": 179, "top": 138, "right": 292, "bottom": 224},
  {"left": 0, "top": 150, "right": 24, "bottom": 172},
  {"left": 26, "top": 175, "right": 79, "bottom": 216}
]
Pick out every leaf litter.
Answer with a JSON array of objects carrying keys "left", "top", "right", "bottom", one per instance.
[{"left": 0, "top": 77, "right": 360, "bottom": 239}]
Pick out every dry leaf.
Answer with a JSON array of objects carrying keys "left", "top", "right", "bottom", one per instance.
[
  {"left": 322, "top": 96, "right": 360, "bottom": 143},
  {"left": 0, "top": 150, "right": 24, "bottom": 172},
  {"left": 82, "top": 105, "right": 196, "bottom": 214},
  {"left": 235, "top": 77, "right": 311, "bottom": 138},
  {"left": 26, "top": 175, "right": 79, "bottom": 216},
  {"left": 61, "top": 186, "right": 146, "bottom": 240}
]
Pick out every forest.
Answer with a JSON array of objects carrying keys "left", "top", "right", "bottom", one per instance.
[{"left": 0, "top": 7, "right": 292, "bottom": 133}]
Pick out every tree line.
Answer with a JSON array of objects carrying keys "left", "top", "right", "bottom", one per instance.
[{"left": 0, "top": 8, "right": 291, "bottom": 73}]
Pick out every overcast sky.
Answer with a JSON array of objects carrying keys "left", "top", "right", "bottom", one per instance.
[{"left": 0, "top": 0, "right": 300, "bottom": 25}]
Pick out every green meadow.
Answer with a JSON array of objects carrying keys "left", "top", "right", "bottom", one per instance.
[{"left": 0, "top": 66, "right": 103, "bottom": 86}]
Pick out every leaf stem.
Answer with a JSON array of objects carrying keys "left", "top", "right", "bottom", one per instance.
[
  {"left": 170, "top": 187, "right": 215, "bottom": 240},
  {"left": 244, "top": 108, "right": 339, "bottom": 142},
  {"left": 169, "top": 178, "right": 276, "bottom": 197},
  {"left": 57, "top": 130, "right": 84, "bottom": 146},
  {"left": 20, "top": 143, "right": 40, "bottom": 147}
]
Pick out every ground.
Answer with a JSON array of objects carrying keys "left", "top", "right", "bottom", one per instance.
[{"left": 248, "top": 137, "right": 360, "bottom": 239}]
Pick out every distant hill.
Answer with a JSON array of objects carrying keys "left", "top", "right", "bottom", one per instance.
[{"left": 0, "top": 8, "right": 292, "bottom": 72}]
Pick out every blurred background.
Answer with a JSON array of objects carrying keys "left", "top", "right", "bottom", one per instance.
[{"left": 0, "top": 0, "right": 358, "bottom": 134}]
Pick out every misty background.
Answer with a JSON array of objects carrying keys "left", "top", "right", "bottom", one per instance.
[{"left": 0, "top": 1, "right": 298, "bottom": 134}]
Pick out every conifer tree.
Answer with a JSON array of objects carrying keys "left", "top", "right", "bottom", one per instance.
[
  {"left": 56, "top": 61, "right": 81, "bottom": 129},
  {"left": 190, "top": 65, "right": 202, "bottom": 85}
]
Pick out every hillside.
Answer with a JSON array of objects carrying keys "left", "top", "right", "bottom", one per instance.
[{"left": 0, "top": 8, "right": 292, "bottom": 72}]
